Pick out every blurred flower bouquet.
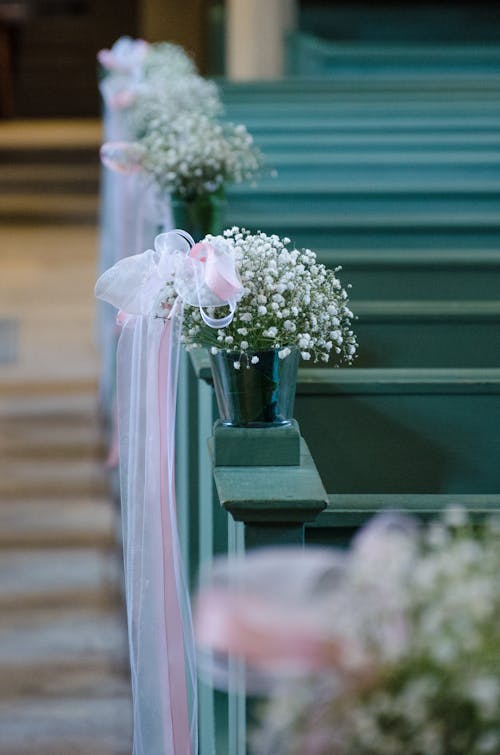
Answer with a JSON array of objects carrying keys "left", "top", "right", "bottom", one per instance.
[
  {"left": 140, "top": 114, "right": 262, "bottom": 201},
  {"left": 196, "top": 510, "right": 500, "bottom": 754},
  {"left": 98, "top": 37, "right": 264, "bottom": 238},
  {"left": 98, "top": 36, "right": 199, "bottom": 115}
]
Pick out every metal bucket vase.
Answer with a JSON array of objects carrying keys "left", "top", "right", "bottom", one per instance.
[
  {"left": 209, "top": 347, "right": 300, "bottom": 427},
  {"left": 171, "top": 190, "right": 227, "bottom": 239}
]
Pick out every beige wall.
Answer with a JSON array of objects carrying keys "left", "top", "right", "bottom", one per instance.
[
  {"left": 226, "top": 0, "right": 297, "bottom": 79},
  {"left": 139, "top": 0, "right": 207, "bottom": 70}
]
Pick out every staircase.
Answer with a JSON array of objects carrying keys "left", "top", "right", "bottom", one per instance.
[{"left": 0, "top": 119, "right": 132, "bottom": 754}]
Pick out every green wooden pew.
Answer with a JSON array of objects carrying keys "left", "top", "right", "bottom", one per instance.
[
  {"left": 285, "top": 34, "right": 500, "bottom": 76},
  {"left": 330, "top": 248, "right": 500, "bottom": 303},
  {"left": 227, "top": 185, "right": 500, "bottom": 216},
  {"left": 305, "top": 494, "right": 500, "bottom": 549},
  {"left": 223, "top": 207, "right": 500, "bottom": 251},
  {"left": 353, "top": 301, "right": 500, "bottom": 368},
  {"left": 223, "top": 196, "right": 500, "bottom": 269},
  {"left": 220, "top": 76, "right": 500, "bottom": 100},
  {"left": 255, "top": 132, "right": 500, "bottom": 155},
  {"left": 241, "top": 117, "right": 500, "bottom": 137},
  {"left": 179, "top": 353, "right": 500, "bottom": 753},
  {"left": 256, "top": 151, "right": 500, "bottom": 179},
  {"left": 295, "top": 367, "right": 500, "bottom": 495}
]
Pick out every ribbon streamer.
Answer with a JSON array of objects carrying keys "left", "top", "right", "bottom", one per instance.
[{"left": 95, "top": 230, "right": 242, "bottom": 755}]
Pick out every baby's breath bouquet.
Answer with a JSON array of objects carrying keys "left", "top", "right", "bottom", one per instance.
[
  {"left": 195, "top": 509, "right": 500, "bottom": 755},
  {"left": 129, "top": 76, "right": 222, "bottom": 139},
  {"left": 180, "top": 227, "right": 357, "bottom": 367},
  {"left": 140, "top": 113, "right": 263, "bottom": 201}
]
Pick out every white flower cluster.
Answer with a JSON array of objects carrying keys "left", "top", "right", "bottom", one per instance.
[
  {"left": 256, "top": 510, "right": 500, "bottom": 755},
  {"left": 129, "top": 75, "right": 222, "bottom": 138},
  {"left": 140, "top": 119, "right": 262, "bottom": 200},
  {"left": 141, "top": 41, "right": 196, "bottom": 80},
  {"left": 99, "top": 38, "right": 196, "bottom": 115},
  {"left": 99, "top": 37, "right": 262, "bottom": 197},
  {"left": 181, "top": 227, "right": 357, "bottom": 364}
]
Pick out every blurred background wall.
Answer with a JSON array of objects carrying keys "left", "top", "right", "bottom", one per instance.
[{"left": 2, "top": 0, "right": 500, "bottom": 117}]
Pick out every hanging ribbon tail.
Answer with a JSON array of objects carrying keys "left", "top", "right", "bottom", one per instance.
[
  {"left": 117, "top": 312, "right": 197, "bottom": 755},
  {"left": 96, "top": 227, "right": 199, "bottom": 754}
]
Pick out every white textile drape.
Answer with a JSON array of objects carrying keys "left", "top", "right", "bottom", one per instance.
[{"left": 116, "top": 311, "right": 197, "bottom": 755}]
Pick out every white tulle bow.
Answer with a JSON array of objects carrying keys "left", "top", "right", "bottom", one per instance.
[{"left": 95, "top": 229, "right": 243, "bottom": 326}]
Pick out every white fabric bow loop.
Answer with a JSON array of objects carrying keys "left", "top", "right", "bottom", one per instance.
[
  {"left": 95, "top": 230, "right": 243, "bottom": 328},
  {"left": 98, "top": 36, "right": 150, "bottom": 75}
]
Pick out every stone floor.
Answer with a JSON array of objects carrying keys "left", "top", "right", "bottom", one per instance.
[{"left": 0, "top": 119, "right": 133, "bottom": 754}]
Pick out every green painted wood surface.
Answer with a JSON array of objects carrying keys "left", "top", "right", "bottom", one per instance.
[
  {"left": 256, "top": 151, "right": 500, "bottom": 179},
  {"left": 256, "top": 132, "right": 500, "bottom": 155},
  {"left": 220, "top": 77, "right": 500, "bottom": 99},
  {"left": 305, "top": 493, "right": 500, "bottom": 547},
  {"left": 226, "top": 188, "right": 500, "bottom": 218},
  {"left": 223, "top": 210, "right": 500, "bottom": 251},
  {"left": 213, "top": 420, "right": 301, "bottom": 467},
  {"left": 353, "top": 301, "right": 500, "bottom": 368},
  {"left": 298, "top": 7, "right": 500, "bottom": 44},
  {"left": 329, "top": 248, "right": 500, "bottom": 302},
  {"left": 286, "top": 35, "right": 500, "bottom": 74},
  {"left": 191, "top": 354, "right": 500, "bottom": 495},
  {"left": 210, "top": 437, "right": 328, "bottom": 525},
  {"left": 295, "top": 367, "right": 500, "bottom": 495}
]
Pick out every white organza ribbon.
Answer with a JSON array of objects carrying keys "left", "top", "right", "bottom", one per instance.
[
  {"left": 95, "top": 229, "right": 242, "bottom": 755},
  {"left": 96, "top": 230, "right": 243, "bottom": 323}
]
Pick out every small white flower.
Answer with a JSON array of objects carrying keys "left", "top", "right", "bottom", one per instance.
[
  {"left": 251, "top": 356, "right": 259, "bottom": 364},
  {"left": 278, "top": 347, "right": 291, "bottom": 359},
  {"left": 210, "top": 347, "right": 218, "bottom": 355},
  {"left": 233, "top": 361, "right": 240, "bottom": 370}
]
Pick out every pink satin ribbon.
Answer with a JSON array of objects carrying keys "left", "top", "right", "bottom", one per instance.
[
  {"left": 189, "top": 241, "right": 242, "bottom": 302},
  {"left": 158, "top": 322, "right": 191, "bottom": 753}
]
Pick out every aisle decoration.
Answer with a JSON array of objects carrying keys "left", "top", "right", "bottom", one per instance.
[
  {"left": 180, "top": 227, "right": 357, "bottom": 425},
  {"left": 96, "top": 36, "right": 220, "bottom": 423},
  {"left": 101, "top": 113, "right": 263, "bottom": 240},
  {"left": 95, "top": 228, "right": 244, "bottom": 754},
  {"left": 196, "top": 509, "right": 500, "bottom": 755}
]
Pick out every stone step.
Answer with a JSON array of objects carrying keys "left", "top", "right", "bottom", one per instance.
[
  {"left": 0, "top": 499, "right": 116, "bottom": 550},
  {"left": 0, "top": 549, "right": 121, "bottom": 610},
  {"left": 0, "top": 457, "right": 108, "bottom": 499},
  {"left": 0, "top": 391, "right": 99, "bottom": 419},
  {"left": 0, "top": 415, "right": 105, "bottom": 460},
  {"left": 0, "top": 697, "right": 132, "bottom": 755},
  {"left": 0, "top": 606, "right": 129, "bottom": 699},
  {"left": 0, "top": 193, "right": 98, "bottom": 224},
  {"left": 0, "top": 119, "right": 101, "bottom": 151},
  {"left": 0, "top": 163, "right": 99, "bottom": 194}
]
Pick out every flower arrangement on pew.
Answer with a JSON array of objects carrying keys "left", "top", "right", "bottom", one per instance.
[
  {"left": 98, "top": 36, "right": 200, "bottom": 115},
  {"left": 101, "top": 118, "right": 263, "bottom": 238},
  {"left": 178, "top": 227, "right": 357, "bottom": 366},
  {"left": 160, "top": 227, "right": 356, "bottom": 425},
  {"left": 98, "top": 37, "right": 263, "bottom": 238},
  {"left": 140, "top": 114, "right": 262, "bottom": 200},
  {"left": 195, "top": 509, "right": 500, "bottom": 755}
]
